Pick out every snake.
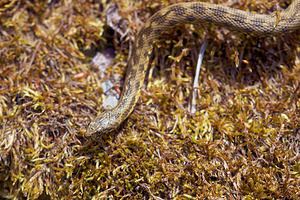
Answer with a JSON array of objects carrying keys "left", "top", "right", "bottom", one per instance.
[{"left": 86, "top": 0, "right": 300, "bottom": 137}]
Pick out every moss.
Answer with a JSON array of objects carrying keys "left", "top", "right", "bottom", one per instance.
[{"left": 0, "top": 0, "right": 299, "bottom": 199}]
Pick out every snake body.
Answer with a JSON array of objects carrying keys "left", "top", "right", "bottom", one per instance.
[{"left": 86, "top": 0, "right": 300, "bottom": 137}]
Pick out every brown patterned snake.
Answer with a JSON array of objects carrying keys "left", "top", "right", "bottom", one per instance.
[{"left": 86, "top": 0, "right": 300, "bottom": 137}]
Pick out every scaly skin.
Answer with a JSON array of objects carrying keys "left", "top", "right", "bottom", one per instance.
[{"left": 86, "top": 0, "right": 300, "bottom": 137}]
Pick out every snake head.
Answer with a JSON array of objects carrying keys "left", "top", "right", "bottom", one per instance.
[{"left": 86, "top": 110, "right": 117, "bottom": 137}]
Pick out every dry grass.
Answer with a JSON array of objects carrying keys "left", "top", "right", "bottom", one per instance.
[{"left": 0, "top": 0, "right": 299, "bottom": 199}]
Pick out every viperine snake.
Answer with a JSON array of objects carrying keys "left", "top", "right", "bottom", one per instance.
[{"left": 86, "top": 0, "right": 300, "bottom": 137}]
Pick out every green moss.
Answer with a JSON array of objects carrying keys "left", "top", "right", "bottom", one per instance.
[{"left": 0, "top": 0, "right": 299, "bottom": 199}]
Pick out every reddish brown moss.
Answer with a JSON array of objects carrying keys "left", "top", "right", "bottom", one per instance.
[{"left": 0, "top": 0, "right": 299, "bottom": 199}]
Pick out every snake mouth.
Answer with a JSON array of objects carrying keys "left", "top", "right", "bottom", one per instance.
[{"left": 86, "top": 110, "right": 119, "bottom": 137}]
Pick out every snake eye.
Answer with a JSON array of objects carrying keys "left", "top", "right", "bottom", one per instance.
[
  {"left": 86, "top": 122, "right": 98, "bottom": 137},
  {"left": 85, "top": 110, "right": 118, "bottom": 137}
]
